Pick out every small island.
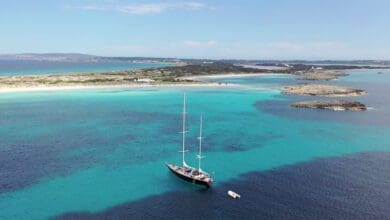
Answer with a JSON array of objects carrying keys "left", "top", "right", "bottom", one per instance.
[
  {"left": 284, "top": 84, "right": 366, "bottom": 97},
  {"left": 0, "top": 63, "right": 265, "bottom": 91},
  {"left": 291, "top": 100, "right": 367, "bottom": 111},
  {"left": 296, "top": 70, "right": 348, "bottom": 81}
]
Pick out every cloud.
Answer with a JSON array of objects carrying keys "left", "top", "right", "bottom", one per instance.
[
  {"left": 117, "top": 4, "right": 169, "bottom": 15},
  {"left": 67, "top": 2, "right": 207, "bottom": 15}
]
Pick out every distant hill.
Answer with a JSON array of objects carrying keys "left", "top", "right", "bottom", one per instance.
[
  {"left": 0, "top": 53, "right": 98, "bottom": 62},
  {"left": 0, "top": 53, "right": 389, "bottom": 66},
  {"left": 0, "top": 53, "right": 181, "bottom": 63},
  {"left": 219, "top": 59, "right": 390, "bottom": 67}
]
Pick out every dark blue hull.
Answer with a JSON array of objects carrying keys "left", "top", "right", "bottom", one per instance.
[{"left": 167, "top": 164, "right": 212, "bottom": 187}]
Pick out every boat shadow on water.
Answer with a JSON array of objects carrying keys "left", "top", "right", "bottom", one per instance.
[{"left": 166, "top": 171, "right": 213, "bottom": 192}]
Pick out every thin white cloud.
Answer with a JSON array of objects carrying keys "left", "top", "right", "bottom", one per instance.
[
  {"left": 67, "top": 2, "right": 207, "bottom": 15},
  {"left": 118, "top": 4, "right": 169, "bottom": 15}
]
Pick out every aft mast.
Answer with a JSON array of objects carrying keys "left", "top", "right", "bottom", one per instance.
[
  {"left": 181, "top": 93, "right": 189, "bottom": 167},
  {"left": 197, "top": 115, "right": 205, "bottom": 172}
]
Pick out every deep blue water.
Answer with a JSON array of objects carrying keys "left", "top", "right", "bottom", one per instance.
[
  {"left": 56, "top": 152, "right": 390, "bottom": 220},
  {"left": 0, "top": 60, "right": 170, "bottom": 76},
  {"left": 0, "top": 70, "right": 389, "bottom": 219}
]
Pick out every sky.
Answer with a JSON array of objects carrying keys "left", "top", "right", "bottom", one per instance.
[{"left": 1, "top": 0, "right": 390, "bottom": 59}]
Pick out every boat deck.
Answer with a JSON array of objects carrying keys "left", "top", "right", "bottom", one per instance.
[{"left": 167, "top": 164, "right": 213, "bottom": 185}]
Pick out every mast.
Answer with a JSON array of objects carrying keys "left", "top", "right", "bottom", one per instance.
[
  {"left": 197, "top": 115, "right": 205, "bottom": 172},
  {"left": 181, "top": 93, "right": 188, "bottom": 167}
]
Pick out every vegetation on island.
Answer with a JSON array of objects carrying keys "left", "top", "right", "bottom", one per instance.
[
  {"left": 295, "top": 70, "right": 348, "bottom": 81},
  {"left": 0, "top": 61, "right": 386, "bottom": 88},
  {"left": 291, "top": 100, "right": 367, "bottom": 111},
  {"left": 0, "top": 63, "right": 267, "bottom": 88},
  {"left": 284, "top": 84, "right": 366, "bottom": 97}
]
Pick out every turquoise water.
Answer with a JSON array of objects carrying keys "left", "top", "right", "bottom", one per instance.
[
  {"left": 0, "top": 60, "right": 170, "bottom": 76},
  {"left": 0, "top": 71, "right": 389, "bottom": 219}
]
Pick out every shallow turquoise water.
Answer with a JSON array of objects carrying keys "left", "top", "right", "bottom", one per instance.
[{"left": 0, "top": 71, "right": 389, "bottom": 219}]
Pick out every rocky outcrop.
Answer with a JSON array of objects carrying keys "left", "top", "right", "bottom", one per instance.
[
  {"left": 291, "top": 100, "right": 367, "bottom": 111},
  {"left": 296, "top": 70, "right": 348, "bottom": 81},
  {"left": 284, "top": 84, "right": 366, "bottom": 97}
]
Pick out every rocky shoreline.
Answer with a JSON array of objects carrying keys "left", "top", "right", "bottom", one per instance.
[
  {"left": 281, "top": 67, "right": 369, "bottom": 112},
  {"left": 284, "top": 84, "right": 366, "bottom": 97},
  {"left": 295, "top": 70, "right": 348, "bottom": 81},
  {"left": 291, "top": 100, "right": 367, "bottom": 111}
]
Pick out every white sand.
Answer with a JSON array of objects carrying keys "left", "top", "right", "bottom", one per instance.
[{"left": 0, "top": 82, "right": 238, "bottom": 93}]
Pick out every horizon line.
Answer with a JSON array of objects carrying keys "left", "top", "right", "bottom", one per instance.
[{"left": 1, "top": 52, "right": 390, "bottom": 62}]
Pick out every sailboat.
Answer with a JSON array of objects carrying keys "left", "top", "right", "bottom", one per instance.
[{"left": 166, "top": 94, "right": 213, "bottom": 187}]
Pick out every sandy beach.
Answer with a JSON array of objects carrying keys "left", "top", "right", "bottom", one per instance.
[
  {"left": 0, "top": 71, "right": 289, "bottom": 93},
  {"left": 0, "top": 82, "right": 238, "bottom": 93}
]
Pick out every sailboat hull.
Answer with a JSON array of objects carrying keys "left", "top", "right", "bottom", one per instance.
[{"left": 167, "top": 164, "right": 212, "bottom": 188}]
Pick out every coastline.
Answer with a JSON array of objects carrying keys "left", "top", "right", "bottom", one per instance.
[
  {"left": 236, "top": 64, "right": 289, "bottom": 70},
  {"left": 283, "top": 84, "right": 366, "bottom": 97},
  {"left": 0, "top": 82, "right": 237, "bottom": 93},
  {"left": 1, "top": 66, "right": 385, "bottom": 94},
  {"left": 0, "top": 70, "right": 289, "bottom": 93},
  {"left": 183, "top": 73, "right": 290, "bottom": 81}
]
